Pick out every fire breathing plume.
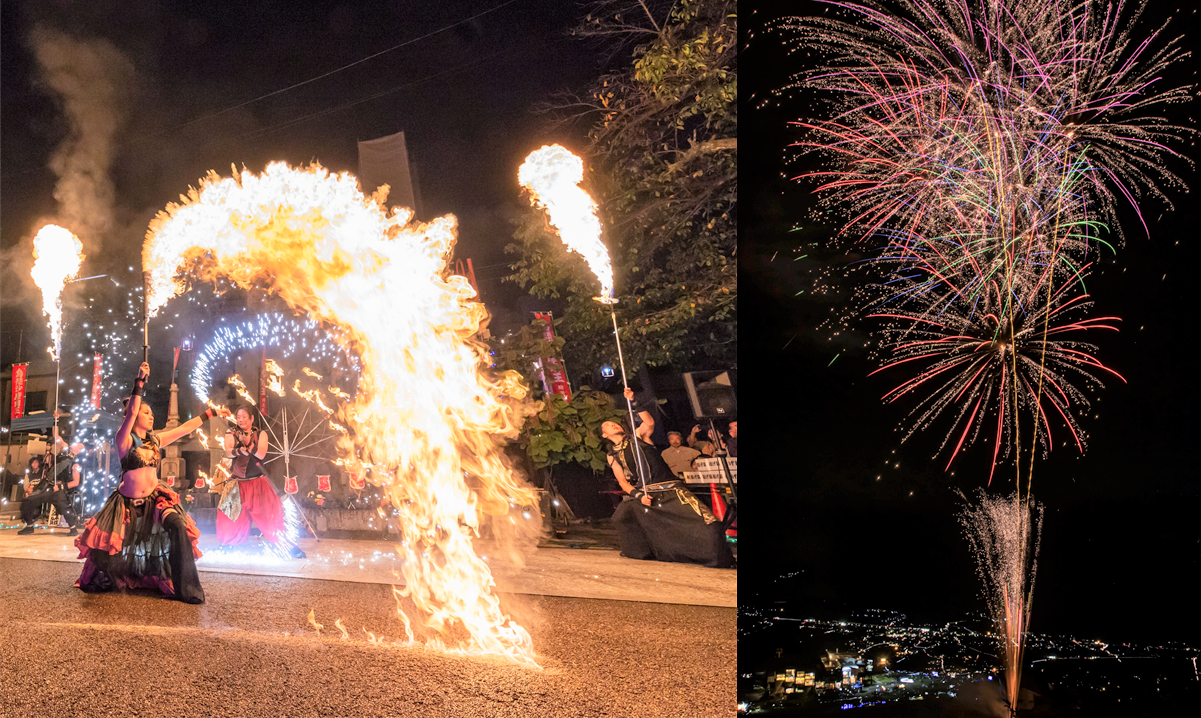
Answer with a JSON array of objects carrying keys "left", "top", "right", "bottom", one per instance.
[
  {"left": 518, "top": 145, "right": 614, "bottom": 299},
  {"left": 31, "top": 224, "right": 85, "bottom": 360},
  {"left": 143, "top": 162, "right": 540, "bottom": 666},
  {"left": 264, "top": 359, "right": 285, "bottom": 397}
]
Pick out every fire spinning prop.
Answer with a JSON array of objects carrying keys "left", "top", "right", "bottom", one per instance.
[
  {"left": 143, "top": 162, "right": 539, "bottom": 666},
  {"left": 519, "top": 145, "right": 647, "bottom": 488},
  {"left": 780, "top": 1, "right": 1192, "bottom": 712}
]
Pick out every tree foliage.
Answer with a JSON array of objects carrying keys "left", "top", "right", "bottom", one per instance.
[{"left": 506, "top": 0, "right": 737, "bottom": 374}]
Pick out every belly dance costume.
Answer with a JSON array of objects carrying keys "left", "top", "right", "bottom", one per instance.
[
  {"left": 216, "top": 428, "right": 285, "bottom": 545},
  {"left": 74, "top": 432, "right": 206, "bottom": 603}
]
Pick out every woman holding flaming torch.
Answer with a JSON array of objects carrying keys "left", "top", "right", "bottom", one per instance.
[
  {"left": 74, "top": 362, "right": 228, "bottom": 603},
  {"left": 214, "top": 406, "right": 299, "bottom": 557}
]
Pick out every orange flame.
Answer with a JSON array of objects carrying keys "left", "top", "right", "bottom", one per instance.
[
  {"left": 292, "top": 379, "right": 333, "bottom": 414},
  {"left": 264, "top": 359, "right": 286, "bottom": 397},
  {"left": 518, "top": 145, "right": 613, "bottom": 298},
  {"left": 303, "top": 367, "right": 323, "bottom": 380},
  {"left": 307, "top": 608, "right": 324, "bottom": 632},
  {"left": 142, "top": 162, "right": 540, "bottom": 666},
  {"left": 328, "top": 385, "right": 351, "bottom": 400},
  {"left": 226, "top": 375, "right": 256, "bottom": 405},
  {"left": 31, "top": 224, "right": 85, "bottom": 360},
  {"left": 196, "top": 428, "right": 210, "bottom": 450},
  {"left": 334, "top": 618, "right": 349, "bottom": 641}
]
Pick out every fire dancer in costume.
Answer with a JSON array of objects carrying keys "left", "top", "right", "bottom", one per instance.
[
  {"left": 74, "top": 362, "right": 224, "bottom": 603},
  {"left": 601, "top": 389, "right": 734, "bottom": 569},
  {"left": 216, "top": 406, "right": 303, "bottom": 557}
]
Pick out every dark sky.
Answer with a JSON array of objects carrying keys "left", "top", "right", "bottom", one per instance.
[
  {"left": 740, "top": 1, "right": 1200, "bottom": 646},
  {"left": 1, "top": 0, "right": 602, "bottom": 338}
]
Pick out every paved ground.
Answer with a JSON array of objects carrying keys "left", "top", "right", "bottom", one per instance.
[
  {"left": 0, "top": 527, "right": 736, "bottom": 608},
  {"left": 0, "top": 558, "right": 735, "bottom": 717}
]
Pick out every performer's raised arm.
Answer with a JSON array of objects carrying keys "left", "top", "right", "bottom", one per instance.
[
  {"left": 158, "top": 405, "right": 228, "bottom": 447},
  {"left": 116, "top": 363, "right": 149, "bottom": 458}
]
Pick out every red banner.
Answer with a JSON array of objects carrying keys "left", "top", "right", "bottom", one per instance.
[
  {"left": 317, "top": 475, "right": 331, "bottom": 492},
  {"left": 259, "top": 347, "right": 268, "bottom": 416},
  {"left": 11, "top": 364, "right": 28, "bottom": 419},
  {"left": 532, "top": 312, "right": 571, "bottom": 402},
  {"left": 90, "top": 354, "right": 103, "bottom": 408},
  {"left": 172, "top": 347, "right": 181, "bottom": 377},
  {"left": 195, "top": 475, "right": 206, "bottom": 489},
  {"left": 165, "top": 476, "right": 175, "bottom": 487},
  {"left": 349, "top": 472, "right": 365, "bottom": 490},
  {"left": 285, "top": 476, "right": 298, "bottom": 494}
]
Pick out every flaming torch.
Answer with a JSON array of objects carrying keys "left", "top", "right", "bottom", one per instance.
[
  {"left": 518, "top": 145, "right": 646, "bottom": 488},
  {"left": 31, "top": 224, "right": 85, "bottom": 362}
]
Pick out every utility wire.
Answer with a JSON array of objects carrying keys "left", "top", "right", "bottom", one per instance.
[{"left": 0, "top": 0, "right": 524, "bottom": 181}]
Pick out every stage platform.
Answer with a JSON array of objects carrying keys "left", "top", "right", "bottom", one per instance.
[{"left": 0, "top": 525, "right": 735, "bottom": 607}]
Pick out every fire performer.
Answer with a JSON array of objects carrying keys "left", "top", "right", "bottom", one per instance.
[
  {"left": 216, "top": 406, "right": 302, "bottom": 557},
  {"left": 74, "top": 362, "right": 223, "bottom": 603},
  {"left": 601, "top": 389, "right": 734, "bottom": 569}
]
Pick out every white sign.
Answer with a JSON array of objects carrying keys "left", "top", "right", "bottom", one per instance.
[{"left": 683, "top": 457, "right": 737, "bottom": 484}]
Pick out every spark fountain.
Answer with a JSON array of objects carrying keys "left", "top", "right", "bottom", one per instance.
[
  {"left": 143, "top": 162, "right": 540, "bottom": 666},
  {"left": 961, "top": 491, "right": 1043, "bottom": 714}
]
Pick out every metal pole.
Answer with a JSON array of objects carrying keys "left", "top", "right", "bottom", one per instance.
[
  {"left": 142, "top": 272, "right": 151, "bottom": 364},
  {"left": 598, "top": 299, "right": 647, "bottom": 490}
]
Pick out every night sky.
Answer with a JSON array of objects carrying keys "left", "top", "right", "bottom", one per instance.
[
  {"left": 740, "top": 1, "right": 1200, "bottom": 646},
  {"left": 1, "top": 0, "right": 602, "bottom": 339}
]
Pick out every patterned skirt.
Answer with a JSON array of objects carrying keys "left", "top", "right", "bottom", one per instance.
[{"left": 74, "top": 487, "right": 203, "bottom": 598}]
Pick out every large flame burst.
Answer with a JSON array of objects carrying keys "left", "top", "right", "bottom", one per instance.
[
  {"left": 31, "top": 224, "right": 85, "bottom": 360},
  {"left": 778, "top": 0, "right": 1192, "bottom": 474},
  {"left": 518, "top": 145, "right": 614, "bottom": 298},
  {"left": 143, "top": 162, "right": 540, "bottom": 665}
]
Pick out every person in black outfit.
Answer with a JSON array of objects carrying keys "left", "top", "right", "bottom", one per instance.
[
  {"left": 601, "top": 388, "right": 734, "bottom": 568},
  {"left": 18, "top": 443, "right": 81, "bottom": 536}
]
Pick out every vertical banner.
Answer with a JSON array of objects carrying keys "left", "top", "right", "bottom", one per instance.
[
  {"left": 172, "top": 347, "right": 181, "bottom": 379},
  {"left": 532, "top": 312, "right": 572, "bottom": 402},
  {"left": 317, "top": 475, "right": 331, "bottom": 492},
  {"left": 284, "top": 476, "right": 298, "bottom": 494},
  {"left": 259, "top": 347, "right": 268, "bottom": 416},
  {"left": 90, "top": 354, "right": 103, "bottom": 408},
  {"left": 11, "top": 363, "right": 28, "bottom": 419}
]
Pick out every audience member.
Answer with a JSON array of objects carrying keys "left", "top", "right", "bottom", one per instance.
[{"left": 660, "top": 431, "right": 701, "bottom": 477}]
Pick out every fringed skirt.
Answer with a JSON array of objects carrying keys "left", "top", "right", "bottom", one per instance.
[{"left": 74, "top": 487, "right": 205, "bottom": 602}]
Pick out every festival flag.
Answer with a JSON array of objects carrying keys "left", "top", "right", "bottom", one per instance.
[
  {"left": 90, "top": 354, "right": 103, "bottom": 408},
  {"left": 166, "top": 476, "right": 176, "bottom": 487},
  {"left": 285, "top": 476, "right": 298, "bottom": 494},
  {"left": 349, "top": 472, "right": 365, "bottom": 490},
  {"left": 10, "top": 364, "right": 28, "bottom": 419},
  {"left": 194, "top": 475, "right": 205, "bottom": 489},
  {"left": 317, "top": 475, "right": 331, "bottom": 492},
  {"left": 532, "top": 311, "right": 572, "bottom": 402}
]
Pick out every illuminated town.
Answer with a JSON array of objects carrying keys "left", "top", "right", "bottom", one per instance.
[{"left": 739, "top": 603, "right": 1200, "bottom": 715}]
